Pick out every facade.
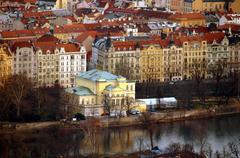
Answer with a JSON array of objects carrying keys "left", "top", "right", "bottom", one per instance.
[
  {"left": 183, "top": 0, "right": 226, "bottom": 12},
  {"left": 64, "top": 69, "right": 136, "bottom": 116},
  {"left": 92, "top": 38, "right": 141, "bottom": 81},
  {"left": 58, "top": 43, "right": 87, "bottom": 87},
  {"left": 34, "top": 34, "right": 60, "bottom": 87},
  {"left": 170, "top": 0, "right": 184, "bottom": 12},
  {"left": 0, "top": 44, "right": 12, "bottom": 85},
  {"left": 11, "top": 41, "right": 37, "bottom": 84},
  {"left": 163, "top": 40, "right": 184, "bottom": 81},
  {"left": 230, "top": 0, "right": 240, "bottom": 13},
  {"left": 140, "top": 42, "right": 164, "bottom": 82},
  {"left": 181, "top": 36, "right": 208, "bottom": 79},
  {"left": 55, "top": 0, "right": 68, "bottom": 9},
  {"left": 0, "top": 14, "right": 13, "bottom": 31}
]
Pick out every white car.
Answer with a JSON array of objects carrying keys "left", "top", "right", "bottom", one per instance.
[{"left": 129, "top": 109, "right": 140, "bottom": 115}]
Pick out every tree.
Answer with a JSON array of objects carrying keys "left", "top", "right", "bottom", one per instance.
[
  {"left": 190, "top": 62, "right": 206, "bottom": 105},
  {"left": 139, "top": 112, "right": 155, "bottom": 149},
  {"left": 5, "top": 74, "right": 33, "bottom": 118},
  {"left": 124, "top": 96, "right": 134, "bottom": 116},
  {"left": 79, "top": 118, "right": 101, "bottom": 157},
  {"left": 228, "top": 141, "right": 239, "bottom": 158},
  {"left": 208, "top": 60, "right": 227, "bottom": 105}
]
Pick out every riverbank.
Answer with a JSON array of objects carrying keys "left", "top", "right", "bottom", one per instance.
[
  {"left": 99, "top": 104, "right": 240, "bottom": 128},
  {"left": 1, "top": 102, "right": 240, "bottom": 131}
]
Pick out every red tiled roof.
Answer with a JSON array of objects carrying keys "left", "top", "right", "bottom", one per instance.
[
  {"left": 34, "top": 41, "right": 57, "bottom": 54},
  {"left": 23, "top": 11, "right": 53, "bottom": 19},
  {"left": 1, "top": 31, "right": 18, "bottom": 38},
  {"left": 24, "top": 0, "right": 37, "bottom": 4},
  {"left": 11, "top": 41, "right": 34, "bottom": 52},
  {"left": 62, "top": 24, "right": 86, "bottom": 33},
  {"left": 36, "top": 34, "right": 60, "bottom": 43},
  {"left": 63, "top": 16, "right": 77, "bottom": 22},
  {"left": 218, "top": 24, "right": 240, "bottom": 32},
  {"left": 75, "top": 33, "right": 92, "bottom": 43},
  {"left": 203, "top": 32, "right": 225, "bottom": 44},
  {"left": 168, "top": 13, "right": 205, "bottom": 20},
  {"left": 56, "top": 43, "right": 80, "bottom": 52}
]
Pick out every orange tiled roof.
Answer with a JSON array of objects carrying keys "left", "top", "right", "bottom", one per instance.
[
  {"left": 203, "top": 32, "right": 225, "bottom": 44},
  {"left": 56, "top": 43, "right": 80, "bottom": 52},
  {"left": 34, "top": 41, "right": 57, "bottom": 54},
  {"left": 11, "top": 41, "right": 34, "bottom": 52},
  {"left": 36, "top": 34, "right": 60, "bottom": 43},
  {"left": 23, "top": 11, "right": 53, "bottom": 19},
  {"left": 218, "top": 24, "right": 240, "bottom": 32},
  {"left": 168, "top": 13, "right": 205, "bottom": 20}
]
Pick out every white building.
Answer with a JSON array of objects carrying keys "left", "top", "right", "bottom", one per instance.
[
  {"left": 11, "top": 41, "right": 37, "bottom": 84},
  {"left": 0, "top": 13, "right": 13, "bottom": 31},
  {"left": 58, "top": 43, "right": 87, "bottom": 87}
]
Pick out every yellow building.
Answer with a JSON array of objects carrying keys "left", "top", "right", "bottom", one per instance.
[
  {"left": 0, "top": 44, "right": 12, "bottom": 86},
  {"left": 54, "top": 0, "right": 68, "bottom": 9},
  {"left": 65, "top": 69, "right": 136, "bottom": 116},
  {"left": 180, "top": 36, "right": 208, "bottom": 79},
  {"left": 184, "top": 0, "right": 225, "bottom": 12},
  {"left": 230, "top": 0, "right": 240, "bottom": 13},
  {"left": 140, "top": 42, "right": 164, "bottom": 82},
  {"left": 168, "top": 13, "right": 206, "bottom": 27}
]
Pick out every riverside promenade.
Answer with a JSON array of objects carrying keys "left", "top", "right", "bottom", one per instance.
[{"left": 1, "top": 100, "right": 240, "bottom": 131}]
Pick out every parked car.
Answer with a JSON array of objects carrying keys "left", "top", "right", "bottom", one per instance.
[
  {"left": 151, "top": 146, "right": 162, "bottom": 154},
  {"left": 129, "top": 109, "right": 140, "bottom": 115},
  {"left": 110, "top": 110, "right": 127, "bottom": 117}
]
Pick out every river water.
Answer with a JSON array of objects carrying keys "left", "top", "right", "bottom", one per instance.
[{"left": 1, "top": 114, "right": 240, "bottom": 157}]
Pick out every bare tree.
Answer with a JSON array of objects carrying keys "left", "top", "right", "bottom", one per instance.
[
  {"left": 5, "top": 74, "right": 32, "bottom": 118},
  {"left": 190, "top": 62, "right": 207, "bottom": 105},
  {"left": 79, "top": 118, "right": 100, "bottom": 157},
  {"left": 209, "top": 60, "right": 228, "bottom": 105},
  {"left": 139, "top": 112, "right": 155, "bottom": 149},
  {"left": 228, "top": 141, "right": 239, "bottom": 158}
]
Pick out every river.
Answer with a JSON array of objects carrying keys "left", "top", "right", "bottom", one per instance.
[{"left": 0, "top": 114, "right": 240, "bottom": 157}]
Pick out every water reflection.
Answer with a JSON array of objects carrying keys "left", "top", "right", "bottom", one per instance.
[{"left": 0, "top": 114, "right": 240, "bottom": 157}]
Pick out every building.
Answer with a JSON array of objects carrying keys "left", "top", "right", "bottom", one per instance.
[
  {"left": 180, "top": 35, "right": 208, "bottom": 79},
  {"left": 183, "top": 0, "right": 226, "bottom": 12},
  {"left": 163, "top": 37, "right": 184, "bottom": 81},
  {"left": 92, "top": 37, "right": 141, "bottom": 81},
  {"left": 170, "top": 0, "right": 184, "bottom": 12},
  {"left": 0, "top": 13, "right": 13, "bottom": 31},
  {"left": 58, "top": 43, "right": 87, "bottom": 87},
  {"left": 11, "top": 41, "right": 37, "bottom": 85},
  {"left": 168, "top": 13, "right": 206, "bottom": 27},
  {"left": 140, "top": 41, "right": 164, "bottom": 82},
  {"left": 0, "top": 44, "right": 12, "bottom": 85},
  {"left": 230, "top": 0, "right": 240, "bottom": 13},
  {"left": 55, "top": 0, "right": 68, "bottom": 9},
  {"left": 64, "top": 69, "right": 136, "bottom": 116},
  {"left": 35, "top": 34, "right": 60, "bottom": 87}
]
